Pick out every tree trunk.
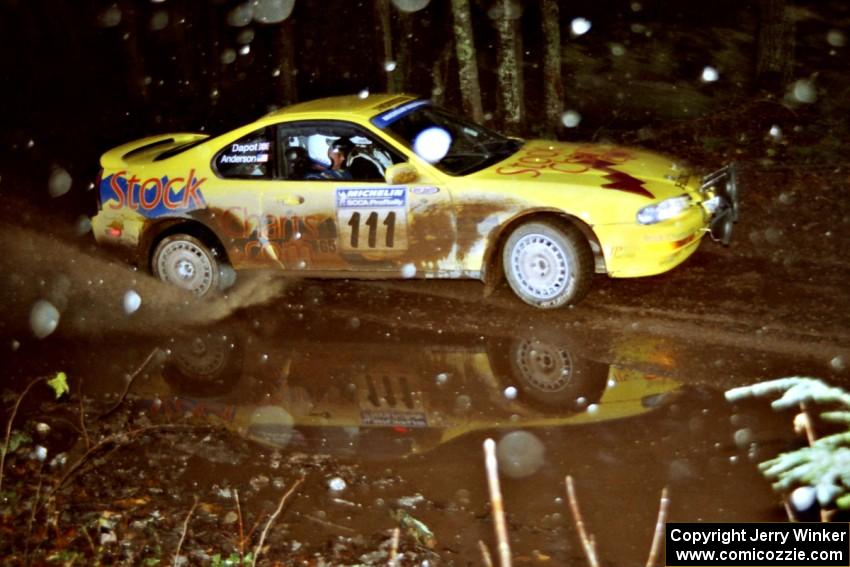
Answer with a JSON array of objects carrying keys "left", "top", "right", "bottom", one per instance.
[
  {"left": 170, "top": 4, "right": 197, "bottom": 100},
  {"left": 396, "top": 11, "right": 415, "bottom": 92},
  {"left": 430, "top": 43, "right": 452, "bottom": 106},
  {"left": 496, "top": 0, "right": 524, "bottom": 133},
  {"left": 119, "top": 0, "right": 149, "bottom": 105},
  {"left": 756, "top": 0, "right": 794, "bottom": 90},
  {"left": 277, "top": 19, "right": 298, "bottom": 104},
  {"left": 541, "top": 0, "right": 563, "bottom": 137},
  {"left": 450, "top": 0, "right": 483, "bottom": 122},
  {"left": 376, "top": 0, "right": 400, "bottom": 93}
]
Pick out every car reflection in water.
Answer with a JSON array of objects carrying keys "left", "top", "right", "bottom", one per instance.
[{"left": 136, "top": 316, "right": 684, "bottom": 461}]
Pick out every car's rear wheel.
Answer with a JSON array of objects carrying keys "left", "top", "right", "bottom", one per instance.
[
  {"left": 502, "top": 220, "right": 593, "bottom": 308},
  {"left": 152, "top": 234, "right": 221, "bottom": 297}
]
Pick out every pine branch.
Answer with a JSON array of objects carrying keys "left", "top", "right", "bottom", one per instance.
[
  {"left": 726, "top": 377, "right": 850, "bottom": 410},
  {"left": 726, "top": 377, "right": 850, "bottom": 511}
]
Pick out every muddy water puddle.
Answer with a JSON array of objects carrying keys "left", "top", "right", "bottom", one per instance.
[{"left": 0, "top": 300, "right": 807, "bottom": 565}]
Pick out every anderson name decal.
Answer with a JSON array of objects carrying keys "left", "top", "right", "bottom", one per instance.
[{"left": 219, "top": 141, "right": 271, "bottom": 164}]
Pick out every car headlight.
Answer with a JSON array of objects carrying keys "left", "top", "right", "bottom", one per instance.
[{"left": 636, "top": 195, "right": 691, "bottom": 225}]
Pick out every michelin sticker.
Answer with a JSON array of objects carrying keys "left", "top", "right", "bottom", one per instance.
[
  {"left": 336, "top": 187, "right": 408, "bottom": 252},
  {"left": 336, "top": 187, "right": 406, "bottom": 208}
]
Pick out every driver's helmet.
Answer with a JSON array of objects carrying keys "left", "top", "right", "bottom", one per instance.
[{"left": 329, "top": 137, "right": 355, "bottom": 158}]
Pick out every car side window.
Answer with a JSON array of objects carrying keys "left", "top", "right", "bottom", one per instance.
[
  {"left": 276, "top": 122, "right": 403, "bottom": 182},
  {"left": 214, "top": 127, "right": 273, "bottom": 179}
]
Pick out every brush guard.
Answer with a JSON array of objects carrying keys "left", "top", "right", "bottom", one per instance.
[{"left": 701, "top": 163, "right": 740, "bottom": 245}]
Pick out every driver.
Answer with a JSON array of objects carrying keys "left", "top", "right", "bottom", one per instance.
[{"left": 307, "top": 137, "right": 354, "bottom": 180}]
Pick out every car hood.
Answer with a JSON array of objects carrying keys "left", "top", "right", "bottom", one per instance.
[{"left": 470, "top": 140, "right": 694, "bottom": 202}]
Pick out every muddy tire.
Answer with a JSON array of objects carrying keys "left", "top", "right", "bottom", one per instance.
[
  {"left": 152, "top": 234, "right": 221, "bottom": 297},
  {"left": 502, "top": 220, "right": 593, "bottom": 308}
]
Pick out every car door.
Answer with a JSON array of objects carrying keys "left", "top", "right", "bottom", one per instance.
[
  {"left": 209, "top": 125, "right": 278, "bottom": 269},
  {"left": 262, "top": 120, "right": 457, "bottom": 276}
]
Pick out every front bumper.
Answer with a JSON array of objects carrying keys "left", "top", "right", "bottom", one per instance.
[
  {"left": 700, "top": 163, "right": 740, "bottom": 245},
  {"left": 596, "top": 163, "right": 740, "bottom": 278},
  {"left": 596, "top": 206, "right": 708, "bottom": 278}
]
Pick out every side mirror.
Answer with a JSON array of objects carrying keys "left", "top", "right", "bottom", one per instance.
[{"left": 385, "top": 163, "right": 419, "bottom": 185}]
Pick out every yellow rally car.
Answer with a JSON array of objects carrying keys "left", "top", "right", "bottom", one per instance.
[{"left": 92, "top": 94, "right": 739, "bottom": 308}]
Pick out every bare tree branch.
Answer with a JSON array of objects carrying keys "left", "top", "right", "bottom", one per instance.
[
  {"left": 99, "top": 347, "right": 162, "bottom": 420},
  {"left": 484, "top": 438, "right": 512, "bottom": 567},
  {"left": 1, "top": 375, "right": 48, "bottom": 493},
  {"left": 252, "top": 476, "right": 305, "bottom": 567},
  {"left": 389, "top": 526, "right": 401, "bottom": 566},
  {"left": 645, "top": 487, "right": 670, "bottom": 567},
  {"left": 566, "top": 475, "right": 600, "bottom": 567},
  {"left": 173, "top": 496, "right": 199, "bottom": 567},
  {"left": 479, "top": 539, "right": 495, "bottom": 567}
]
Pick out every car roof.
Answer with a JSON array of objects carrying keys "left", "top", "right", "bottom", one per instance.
[{"left": 263, "top": 93, "right": 419, "bottom": 121}]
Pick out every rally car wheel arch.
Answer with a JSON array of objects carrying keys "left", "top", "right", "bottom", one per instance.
[
  {"left": 502, "top": 220, "right": 593, "bottom": 308},
  {"left": 152, "top": 233, "right": 221, "bottom": 297}
]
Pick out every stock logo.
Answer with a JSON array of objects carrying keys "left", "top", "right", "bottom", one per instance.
[{"left": 101, "top": 169, "right": 207, "bottom": 217}]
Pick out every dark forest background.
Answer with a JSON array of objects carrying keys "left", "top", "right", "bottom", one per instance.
[{"left": 0, "top": 0, "right": 848, "bottom": 216}]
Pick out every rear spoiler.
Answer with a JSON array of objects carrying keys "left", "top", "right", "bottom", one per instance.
[{"left": 100, "top": 133, "right": 209, "bottom": 168}]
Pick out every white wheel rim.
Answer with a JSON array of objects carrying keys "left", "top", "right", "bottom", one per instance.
[
  {"left": 514, "top": 340, "right": 573, "bottom": 392},
  {"left": 157, "top": 240, "right": 214, "bottom": 296},
  {"left": 511, "top": 233, "right": 571, "bottom": 300}
]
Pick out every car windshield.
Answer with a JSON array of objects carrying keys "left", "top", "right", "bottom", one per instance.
[{"left": 379, "top": 105, "right": 522, "bottom": 176}]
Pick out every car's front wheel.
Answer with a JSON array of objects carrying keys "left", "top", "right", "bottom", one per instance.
[
  {"left": 502, "top": 220, "right": 593, "bottom": 308},
  {"left": 152, "top": 234, "right": 221, "bottom": 297}
]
